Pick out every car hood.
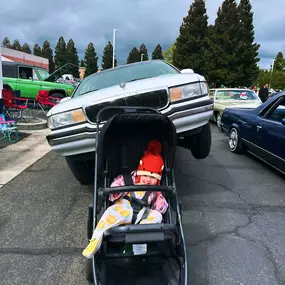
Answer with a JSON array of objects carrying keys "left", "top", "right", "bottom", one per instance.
[
  {"left": 215, "top": 100, "right": 261, "bottom": 109},
  {"left": 47, "top": 73, "right": 206, "bottom": 116}
]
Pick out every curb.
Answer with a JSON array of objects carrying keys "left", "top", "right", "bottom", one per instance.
[{"left": 16, "top": 118, "right": 47, "bottom": 130}]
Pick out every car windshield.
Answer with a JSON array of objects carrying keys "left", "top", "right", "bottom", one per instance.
[
  {"left": 215, "top": 90, "right": 259, "bottom": 101},
  {"left": 73, "top": 61, "right": 179, "bottom": 97},
  {"left": 37, "top": 68, "right": 50, "bottom": 80}
]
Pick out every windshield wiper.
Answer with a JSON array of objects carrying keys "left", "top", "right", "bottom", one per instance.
[
  {"left": 126, "top": 77, "right": 150, "bottom": 83},
  {"left": 80, "top": 89, "right": 100, "bottom": 96}
]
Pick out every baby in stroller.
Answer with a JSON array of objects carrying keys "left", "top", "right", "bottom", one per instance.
[{"left": 82, "top": 140, "right": 168, "bottom": 259}]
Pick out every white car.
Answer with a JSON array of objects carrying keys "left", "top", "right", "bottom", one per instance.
[{"left": 46, "top": 60, "right": 213, "bottom": 184}]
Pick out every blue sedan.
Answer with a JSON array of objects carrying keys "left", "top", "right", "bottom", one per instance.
[{"left": 220, "top": 92, "right": 285, "bottom": 174}]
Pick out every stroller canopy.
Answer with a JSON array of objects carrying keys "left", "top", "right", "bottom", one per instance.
[{"left": 96, "top": 111, "right": 177, "bottom": 182}]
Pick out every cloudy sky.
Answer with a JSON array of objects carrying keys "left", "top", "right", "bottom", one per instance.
[{"left": 0, "top": 0, "right": 284, "bottom": 69}]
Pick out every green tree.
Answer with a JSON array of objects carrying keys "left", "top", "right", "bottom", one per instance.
[
  {"left": 66, "top": 39, "right": 80, "bottom": 77},
  {"left": 163, "top": 43, "right": 176, "bottom": 65},
  {"left": 212, "top": 0, "right": 241, "bottom": 86},
  {"left": 102, "top": 41, "right": 116, "bottom": 70},
  {"left": 22, "top": 43, "right": 32, "bottom": 54},
  {"left": 152, "top": 44, "right": 164, "bottom": 60},
  {"left": 80, "top": 60, "right": 85, "bottom": 67},
  {"left": 236, "top": 0, "right": 260, "bottom": 86},
  {"left": 271, "top": 70, "right": 285, "bottom": 90},
  {"left": 84, "top": 43, "right": 98, "bottom": 77},
  {"left": 41, "top": 40, "right": 55, "bottom": 73},
  {"left": 257, "top": 69, "right": 270, "bottom": 87},
  {"left": 126, "top": 47, "right": 141, "bottom": 64},
  {"left": 33, "top": 44, "right": 42, "bottom": 56},
  {"left": 11, "top": 39, "right": 22, "bottom": 51},
  {"left": 54, "top": 36, "right": 67, "bottom": 69},
  {"left": 173, "top": 0, "right": 208, "bottom": 74},
  {"left": 273, "top": 52, "right": 285, "bottom": 72},
  {"left": 139, "top": 44, "right": 149, "bottom": 61},
  {"left": 2, "top": 37, "right": 11, "bottom": 48}
]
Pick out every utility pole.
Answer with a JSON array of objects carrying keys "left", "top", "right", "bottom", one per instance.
[{"left": 112, "top": 29, "right": 119, "bottom": 68}]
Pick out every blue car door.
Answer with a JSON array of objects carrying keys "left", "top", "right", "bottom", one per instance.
[{"left": 256, "top": 96, "right": 285, "bottom": 170}]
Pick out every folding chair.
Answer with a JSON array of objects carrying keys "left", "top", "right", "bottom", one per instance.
[
  {"left": 2, "top": 89, "right": 30, "bottom": 121},
  {"left": 36, "top": 90, "right": 61, "bottom": 115},
  {"left": 0, "top": 114, "right": 20, "bottom": 143}
]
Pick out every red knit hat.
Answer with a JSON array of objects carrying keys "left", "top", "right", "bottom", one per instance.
[{"left": 135, "top": 140, "right": 164, "bottom": 184}]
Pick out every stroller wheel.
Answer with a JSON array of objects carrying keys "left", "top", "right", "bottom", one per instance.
[{"left": 86, "top": 259, "right": 94, "bottom": 284}]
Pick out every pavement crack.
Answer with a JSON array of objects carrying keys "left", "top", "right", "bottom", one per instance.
[
  {"left": 0, "top": 247, "right": 83, "bottom": 257},
  {"left": 189, "top": 212, "right": 258, "bottom": 247},
  {"left": 176, "top": 166, "right": 246, "bottom": 203}
]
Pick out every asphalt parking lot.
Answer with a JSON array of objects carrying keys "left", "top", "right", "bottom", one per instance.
[{"left": 0, "top": 125, "right": 285, "bottom": 285}]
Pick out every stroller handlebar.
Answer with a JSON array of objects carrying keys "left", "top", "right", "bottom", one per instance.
[{"left": 101, "top": 185, "right": 174, "bottom": 196}]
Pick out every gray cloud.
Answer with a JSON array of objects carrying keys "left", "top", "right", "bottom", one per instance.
[{"left": 0, "top": 0, "right": 283, "bottom": 69}]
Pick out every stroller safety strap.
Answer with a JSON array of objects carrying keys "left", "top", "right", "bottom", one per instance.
[{"left": 122, "top": 174, "right": 157, "bottom": 224}]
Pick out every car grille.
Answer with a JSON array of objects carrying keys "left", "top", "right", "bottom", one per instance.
[{"left": 84, "top": 89, "right": 169, "bottom": 123}]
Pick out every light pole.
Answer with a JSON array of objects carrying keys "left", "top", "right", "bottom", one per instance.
[
  {"left": 269, "top": 59, "right": 275, "bottom": 90},
  {"left": 112, "top": 29, "right": 119, "bottom": 68},
  {"left": 141, "top": 53, "right": 144, "bottom": 62}
]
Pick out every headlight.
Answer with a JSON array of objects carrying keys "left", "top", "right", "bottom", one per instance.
[
  {"left": 47, "top": 108, "right": 86, "bottom": 130},
  {"left": 169, "top": 82, "right": 208, "bottom": 102}
]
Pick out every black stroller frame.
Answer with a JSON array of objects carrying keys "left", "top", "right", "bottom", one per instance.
[{"left": 87, "top": 106, "right": 188, "bottom": 285}]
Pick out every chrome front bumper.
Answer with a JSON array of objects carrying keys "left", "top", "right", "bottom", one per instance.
[{"left": 47, "top": 97, "right": 213, "bottom": 157}]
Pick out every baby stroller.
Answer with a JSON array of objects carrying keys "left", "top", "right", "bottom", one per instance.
[{"left": 86, "top": 106, "right": 188, "bottom": 285}]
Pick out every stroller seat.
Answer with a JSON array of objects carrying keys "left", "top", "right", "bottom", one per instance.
[{"left": 104, "top": 223, "right": 177, "bottom": 244}]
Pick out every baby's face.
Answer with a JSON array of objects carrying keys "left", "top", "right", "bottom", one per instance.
[{"left": 139, "top": 175, "right": 158, "bottom": 185}]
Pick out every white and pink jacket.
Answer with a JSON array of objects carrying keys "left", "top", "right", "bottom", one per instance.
[{"left": 109, "top": 171, "right": 168, "bottom": 214}]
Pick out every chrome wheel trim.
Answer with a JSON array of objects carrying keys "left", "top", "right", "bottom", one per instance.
[{"left": 229, "top": 128, "right": 238, "bottom": 151}]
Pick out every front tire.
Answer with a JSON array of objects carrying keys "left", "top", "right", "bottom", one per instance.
[
  {"left": 191, "top": 123, "right": 212, "bottom": 159},
  {"left": 229, "top": 127, "right": 244, "bottom": 154},
  {"left": 216, "top": 113, "right": 222, "bottom": 128},
  {"left": 65, "top": 157, "right": 94, "bottom": 185}
]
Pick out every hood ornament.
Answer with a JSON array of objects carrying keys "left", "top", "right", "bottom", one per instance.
[{"left": 119, "top": 82, "right": 126, "bottom": 89}]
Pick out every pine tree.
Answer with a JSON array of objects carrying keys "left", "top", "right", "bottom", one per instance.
[
  {"left": 22, "top": 43, "right": 32, "bottom": 54},
  {"left": 84, "top": 43, "right": 98, "bottom": 77},
  {"left": 126, "top": 47, "right": 141, "bottom": 64},
  {"left": 139, "top": 44, "right": 149, "bottom": 61},
  {"left": 237, "top": 0, "right": 260, "bottom": 86},
  {"left": 11, "top": 39, "right": 22, "bottom": 51},
  {"left": 80, "top": 60, "right": 85, "bottom": 67},
  {"left": 33, "top": 44, "right": 42, "bottom": 56},
  {"left": 2, "top": 37, "right": 11, "bottom": 48},
  {"left": 54, "top": 36, "right": 67, "bottom": 69},
  {"left": 66, "top": 39, "right": 80, "bottom": 77},
  {"left": 152, "top": 44, "right": 164, "bottom": 60},
  {"left": 102, "top": 41, "right": 116, "bottom": 70},
  {"left": 173, "top": 0, "right": 208, "bottom": 74},
  {"left": 212, "top": 0, "right": 241, "bottom": 86},
  {"left": 273, "top": 52, "right": 285, "bottom": 72},
  {"left": 41, "top": 40, "right": 55, "bottom": 73}
]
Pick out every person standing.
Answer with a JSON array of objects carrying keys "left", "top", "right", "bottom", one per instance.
[{"left": 258, "top": 83, "right": 269, "bottom": 103}]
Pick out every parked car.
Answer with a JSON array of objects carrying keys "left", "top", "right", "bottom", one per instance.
[
  {"left": 220, "top": 93, "right": 285, "bottom": 174},
  {"left": 210, "top": 88, "right": 262, "bottom": 127},
  {"left": 46, "top": 60, "right": 214, "bottom": 185},
  {"left": 2, "top": 61, "right": 74, "bottom": 99}
]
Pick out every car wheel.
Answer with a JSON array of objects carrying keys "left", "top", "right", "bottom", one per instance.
[
  {"left": 65, "top": 157, "right": 94, "bottom": 185},
  {"left": 191, "top": 122, "right": 212, "bottom": 159},
  {"left": 229, "top": 127, "right": 243, "bottom": 154},
  {"left": 216, "top": 113, "right": 222, "bottom": 128}
]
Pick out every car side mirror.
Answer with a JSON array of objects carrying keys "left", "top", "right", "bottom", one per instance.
[
  {"left": 281, "top": 118, "right": 285, "bottom": 125},
  {"left": 60, "top": 97, "right": 71, "bottom": 103},
  {"left": 180, "top": 68, "right": 194, "bottom": 74}
]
